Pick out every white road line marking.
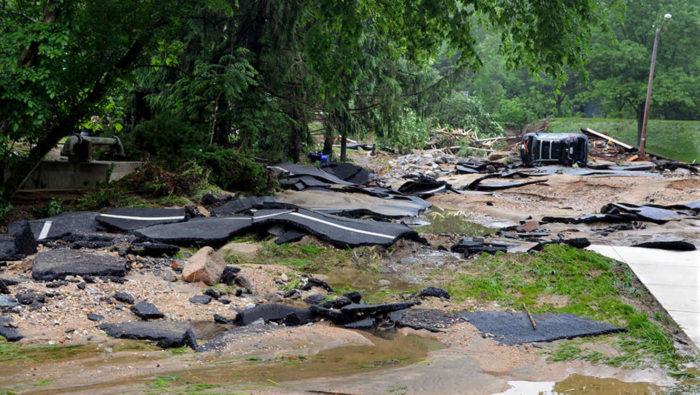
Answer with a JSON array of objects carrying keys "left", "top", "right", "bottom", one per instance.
[
  {"left": 289, "top": 212, "right": 395, "bottom": 240},
  {"left": 253, "top": 211, "right": 294, "bottom": 220},
  {"left": 98, "top": 214, "right": 185, "bottom": 221},
  {"left": 38, "top": 221, "right": 52, "bottom": 240}
]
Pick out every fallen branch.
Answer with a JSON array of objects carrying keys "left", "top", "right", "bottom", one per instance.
[{"left": 523, "top": 303, "right": 537, "bottom": 330}]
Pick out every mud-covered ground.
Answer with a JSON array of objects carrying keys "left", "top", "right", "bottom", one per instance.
[{"left": 1, "top": 149, "right": 698, "bottom": 394}]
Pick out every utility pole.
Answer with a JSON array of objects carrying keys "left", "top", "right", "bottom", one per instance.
[{"left": 640, "top": 13, "right": 671, "bottom": 158}]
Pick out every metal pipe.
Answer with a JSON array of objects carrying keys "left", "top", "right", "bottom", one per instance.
[{"left": 640, "top": 14, "right": 671, "bottom": 158}]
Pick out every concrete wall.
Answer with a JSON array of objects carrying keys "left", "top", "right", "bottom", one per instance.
[{"left": 17, "top": 160, "right": 142, "bottom": 190}]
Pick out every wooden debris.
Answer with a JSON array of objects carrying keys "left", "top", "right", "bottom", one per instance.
[{"left": 523, "top": 302, "right": 537, "bottom": 330}]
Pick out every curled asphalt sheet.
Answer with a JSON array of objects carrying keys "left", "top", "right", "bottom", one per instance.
[
  {"left": 252, "top": 209, "right": 418, "bottom": 247},
  {"left": 464, "top": 174, "right": 548, "bottom": 191},
  {"left": 96, "top": 207, "right": 186, "bottom": 231},
  {"left": 134, "top": 216, "right": 253, "bottom": 246},
  {"left": 543, "top": 201, "right": 695, "bottom": 225},
  {"left": 632, "top": 240, "right": 697, "bottom": 251},
  {"left": 455, "top": 161, "right": 509, "bottom": 174},
  {"left": 275, "top": 190, "right": 430, "bottom": 219},
  {"left": 208, "top": 196, "right": 277, "bottom": 216},
  {"left": 270, "top": 162, "right": 356, "bottom": 186},
  {"left": 388, "top": 309, "right": 464, "bottom": 332},
  {"left": 462, "top": 311, "right": 626, "bottom": 345},
  {"left": 321, "top": 162, "right": 371, "bottom": 184},
  {"left": 398, "top": 176, "right": 453, "bottom": 198}
]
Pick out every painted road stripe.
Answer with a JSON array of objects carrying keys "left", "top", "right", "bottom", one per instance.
[
  {"left": 254, "top": 211, "right": 294, "bottom": 220},
  {"left": 289, "top": 212, "right": 395, "bottom": 240},
  {"left": 38, "top": 221, "right": 52, "bottom": 240},
  {"left": 98, "top": 214, "right": 185, "bottom": 221}
]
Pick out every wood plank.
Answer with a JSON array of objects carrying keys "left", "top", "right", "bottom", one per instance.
[{"left": 580, "top": 128, "right": 635, "bottom": 150}]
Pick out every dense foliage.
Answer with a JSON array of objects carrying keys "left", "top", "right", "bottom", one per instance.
[{"left": 2, "top": 0, "right": 608, "bottom": 202}]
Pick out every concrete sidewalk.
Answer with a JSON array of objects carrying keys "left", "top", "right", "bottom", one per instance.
[{"left": 588, "top": 245, "right": 700, "bottom": 349}]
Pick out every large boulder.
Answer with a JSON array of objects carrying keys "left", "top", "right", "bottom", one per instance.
[{"left": 182, "top": 247, "right": 225, "bottom": 285}]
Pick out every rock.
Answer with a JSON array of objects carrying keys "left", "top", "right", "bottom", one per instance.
[
  {"left": 280, "top": 273, "right": 288, "bottom": 282},
  {"left": 114, "top": 292, "right": 135, "bottom": 304},
  {"left": 32, "top": 249, "right": 127, "bottom": 281},
  {"left": 417, "top": 287, "right": 450, "bottom": 299},
  {"left": 343, "top": 292, "right": 362, "bottom": 303},
  {"left": 220, "top": 266, "right": 241, "bottom": 285},
  {"left": 130, "top": 301, "right": 164, "bottom": 320},
  {"left": 203, "top": 289, "right": 220, "bottom": 300},
  {"left": 234, "top": 303, "right": 313, "bottom": 326},
  {"left": 378, "top": 279, "right": 391, "bottom": 286},
  {"left": 233, "top": 274, "right": 252, "bottom": 293},
  {"left": 300, "top": 278, "right": 334, "bottom": 293},
  {"left": 284, "top": 289, "right": 302, "bottom": 299},
  {"left": 516, "top": 220, "right": 539, "bottom": 232},
  {"left": 0, "top": 295, "right": 19, "bottom": 309},
  {"left": 162, "top": 269, "right": 176, "bottom": 282},
  {"left": 128, "top": 242, "right": 180, "bottom": 257},
  {"left": 77, "top": 282, "right": 86, "bottom": 290},
  {"left": 87, "top": 313, "right": 104, "bottom": 322},
  {"left": 0, "top": 280, "right": 9, "bottom": 295},
  {"left": 189, "top": 295, "right": 212, "bottom": 305},
  {"left": 265, "top": 293, "right": 283, "bottom": 304},
  {"left": 182, "top": 247, "right": 226, "bottom": 286},
  {"left": 100, "top": 321, "right": 197, "bottom": 349}
]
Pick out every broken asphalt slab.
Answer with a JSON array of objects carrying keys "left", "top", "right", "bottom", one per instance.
[
  {"left": 321, "top": 162, "right": 371, "bottom": 184},
  {"left": 389, "top": 309, "right": 464, "bottom": 332},
  {"left": 0, "top": 316, "right": 23, "bottom": 342},
  {"left": 252, "top": 209, "right": 419, "bottom": 248},
  {"left": 233, "top": 303, "right": 314, "bottom": 326},
  {"left": 134, "top": 216, "right": 253, "bottom": 246},
  {"left": 461, "top": 311, "right": 626, "bottom": 345},
  {"left": 95, "top": 207, "right": 186, "bottom": 231},
  {"left": 99, "top": 321, "right": 197, "bottom": 349},
  {"left": 270, "top": 162, "right": 356, "bottom": 186},
  {"left": 32, "top": 249, "right": 127, "bottom": 281},
  {"left": 8, "top": 212, "right": 99, "bottom": 241}
]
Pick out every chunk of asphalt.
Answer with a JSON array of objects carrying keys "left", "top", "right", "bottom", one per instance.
[
  {"left": 203, "top": 289, "right": 220, "bottom": 300},
  {"left": 220, "top": 266, "right": 241, "bottom": 285},
  {"left": 389, "top": 309, "right": 463, "bottom": 332},
  {"left": 320, "top": 162, "right": 371, "bottom": 185},
  {"left": 632, "top": 240, "right": 697, "bottom": 251},
  {"left": 398, "top": 176, "right": 451, "bottom": 199},
  {"left": 301, "top": 278, "right": 334, "bottom": 293},
  {"left": 15, "top": 291, "right": 44, "bottom": 305},
  {"left": 233, "top": 303, "right": 313, "bottom": 326},
  {"left": 417, "top": 287, "right": 450, "bottom": 300},
  {"left": 270, "top": 162, "right": 356, "bottom": 186},
  {"left": 282, "top": 311, "right": 315, "bottom": 326},
  {"left": 0, "top": 295, "right": 19, "bottom": 309},
  {"left": 130, "top": 301, "right": 164, "bottom": 320},
  {"left": 0, "top": 280, "right": 9, "bottom": 295},
  {"left": 343, "top": 291, "right": 362, "bottom": 304},
  {"left": 234, "top": 274, "right": 253, "bottom": 293},
  {"left": 87, "top": 313, "right": 104, "bottom": 322},
  {"left": 11, "top": 220, "right": 37, "bottom": 255},
  {"left": 0, "top": 236, "right": 24, "bottom": 261},
  {"left": 96, "top": 207, "right": 186, "bottom": 231},
  {"left": 213, "top": 314, "right": 233, "bottom": 324},
  {"left": 321, "top": 297, "right": 352, "bottom": 309},
  {"left": 100, "top": 321, "right": 197, "bottom": 349},
  {"left": 127, "top": 242, "right": 180, "bottom": 257},
  {"left": 0, "top": 317, "right": 23, "bottom": 342},
  {"left": 461, "top": 311, "right": 626, "bottom": 345},
  {"left": 8, "top": 212, "right": 100, "bottom": 241},
  {"left": 189, "top": 295, "right": 212, "bottom": 305},
  {"left": 274, "top": 229, "right": 307, "bottom": 245},
  {"left": 344, "top": 318, "right": 376, "bottom": 330},
  {"left": 133, "top": 216, "right": 253, "bottom": 246},
  {"left": 304, "top": 294, "right": 326, "bottom": 305},
  {"left": 71, "top": 240, "right": 115, "bottom": 250},
  {"left": 309, "top": 305, "right": 353, "bottom": 324},
  {"left": 209, "top": 196, "right": 276, "bottom": 216},
  {"left": 340, "top": 302, "right": 417, "bottom": 316},
  {"left": 113, "top": 292, "right": 135, "bottom": 304},
  {"left": 602, "top": 203, "right": 683, "bottom": 224},
  {"left": 32, "top": 249, "right": 127, "bottom": 281},
  {"left": 450, "top": 238, "right": 509, "bottom": 256}
]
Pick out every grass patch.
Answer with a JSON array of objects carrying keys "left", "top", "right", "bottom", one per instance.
[
  {"left": 253, "top": 242, "right": 356, "bottom": 273},
  {"left": 548, "top": 117, "right": 700, "bottom": 162},
  {"left": 447, "top": 245, "right": 695, "bottom": 370},
  {"left": 0, "top": 341, "right": 85, "bottom": 364},
  {"left": 417, "top": 211, "right": 496, "bottom": 236}
]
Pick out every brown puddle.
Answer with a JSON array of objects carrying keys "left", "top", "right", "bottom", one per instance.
[
  {"left": 553, "top": 374, "right": 660, "bottom": 394},
  {"left": 19, "top": 332, "right": 443, "bottom": 393},
  {"left": 325, "top": 267, "right": 416, "bottom": 302}
]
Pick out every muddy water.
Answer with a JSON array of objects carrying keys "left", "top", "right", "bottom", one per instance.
[
  {"left": 8, "top": 332, "right": 442, "bottom": 394},
  {"left": 553, "top": 374, "right": 660, "bottom": 393},
  {"left": 325, "top": 267, "right": 417, "bottom": 302}
]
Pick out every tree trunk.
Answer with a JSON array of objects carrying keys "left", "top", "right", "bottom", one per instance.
[
  {"left": 322, "top": 123, "right": 334, "bottom": 160},
  {"left": 340, "top": 135, "right": 347, "bottom": 162}
]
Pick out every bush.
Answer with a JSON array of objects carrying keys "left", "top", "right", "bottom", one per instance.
[
  {"left": 496, "top": 98, "right": 537, "bottom": 131},
  {"left": 432, "top": 93, "right": 504, "bottom": 138}
]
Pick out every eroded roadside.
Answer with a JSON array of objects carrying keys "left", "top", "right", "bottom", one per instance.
[{"left": 1, "top": 149, "right": 699, "bottom": 394}]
